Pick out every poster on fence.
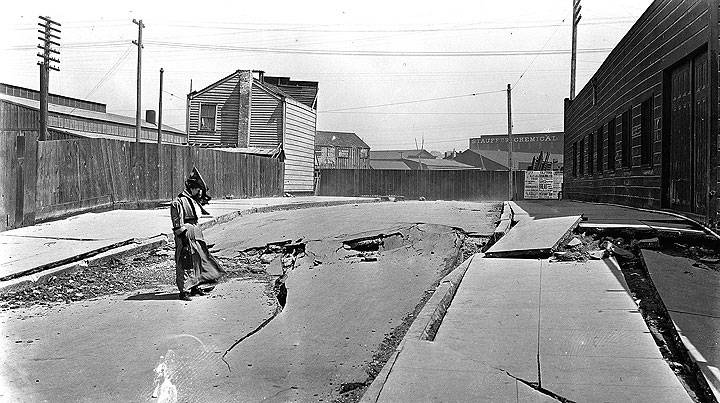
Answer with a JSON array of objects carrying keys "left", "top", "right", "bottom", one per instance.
[{"left": 524, "top": 171, "right": 563, "bottom": 200}]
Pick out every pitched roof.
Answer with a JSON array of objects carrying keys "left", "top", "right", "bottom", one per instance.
[
  {"left": 370, "top": 160, "right": 411, "bottom": 170},
  {"left": 370, "top": 149, "right": 435, "bottom": 160},
  {"left": 0, "top": 93, "right": 185, "bottom": 135},
  {"left": 454, "top": 149, "right": 509, "bottom": 170},
  {"left": 263, "top": 76, "right": 318, "bottom": 109},
  {"left": 475, "top": 150, "right": 564, "bottom": 169},
  {"left": 413, "top": 158, "right": 474, "bottom": 169},
  {"left": 316, "top": 131, "right": 369, "bottom": 148}
]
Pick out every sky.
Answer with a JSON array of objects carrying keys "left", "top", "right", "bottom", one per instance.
[{"left": 1, "top": 0, "right": 654, "bottom": 153}]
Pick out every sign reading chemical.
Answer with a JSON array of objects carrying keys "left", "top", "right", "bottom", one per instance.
[
  {"left": 524, "top": 171, "right": 563, "bottom": 199},
  {"left": 470, "top": 132, "right": 564, "bottom": 154}
]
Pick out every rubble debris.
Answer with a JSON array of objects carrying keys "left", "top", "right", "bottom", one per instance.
[
  {"left": 634, "top": 237, "right": 660, "bottom": 249},
  {"left": 566, "top": 237, "right": 582, "bottom": 247}
]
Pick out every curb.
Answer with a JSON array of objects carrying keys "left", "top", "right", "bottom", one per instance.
[
  {"left": 0, "top": 198, "right": 381, "bottom": 292},
  {"left": 0, "top": 235, "right": 168, "bottom": 293},
  {"left": 360, "top": 254, "right": 478, "bottom": 403}
]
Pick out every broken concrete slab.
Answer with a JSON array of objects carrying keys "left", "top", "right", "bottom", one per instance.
[
  {"left": 541, "top": 355, "right": 691, "bottom": 402},
  {"left": 376, "top": 339, "right": 518, "bottom": 403},
  {"left": 484, "top": 216, "right": 582, "bottom": 258},
  {"left": 642, "top": 249, "right": 720, "bottom": 399}
]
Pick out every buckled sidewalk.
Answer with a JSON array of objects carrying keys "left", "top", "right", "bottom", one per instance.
[
  {"left": 362, "top": 200, "right": 718, "bottom": 402},
  {"left": 0, "top": 196, "right": 380, "bottom": 289}
]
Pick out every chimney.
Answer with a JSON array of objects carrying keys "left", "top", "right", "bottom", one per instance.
[{"left": 145, "top": 110, "right": 156, "bottom": 125}]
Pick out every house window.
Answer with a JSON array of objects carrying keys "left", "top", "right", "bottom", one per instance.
[
  {"left": 640, "top": 97, "right": 653, "bottom": 166},
  {"left": 607, "top": 117, "right": 616, "bottom": 171},
  {"left": 572, "top": 142, "right": 578, "bottom": 177},
  {"left": 200, "top": 104, "right": 216, "bottom": 131},
  {"left": 579, "top": 138, "right": 585, "bottom": 176},
  {"left": 588, "top": 131, "right": 594, "bottom": 175},
  {"left": 621, "top": 107, "right": 632, "bottom": 168},
  {"left": 359, "top": 148, "right": 369, "bottom": 159},
  {"left": 596, "top": 125, "right": 604, "bottom": 173},
  {"left": 338, "top": 148, "right": 350, "bottom": 158}
]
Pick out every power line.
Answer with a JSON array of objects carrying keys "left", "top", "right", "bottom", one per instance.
[
  {"left": 319, "top": 90, "right": 505, "bottom": 113},
  {"left": 321, "top": 111, "right": 563, "bottom": 116},
  {"left": 142, "top": 40, "right": 614, "bottom": 57},
  {"left": 513, "top": 17, "right": 566, "bottom": 89}
]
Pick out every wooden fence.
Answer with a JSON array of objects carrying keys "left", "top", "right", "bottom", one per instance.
[
  {"left": 1, "top": 136, "right": 284, "bottom": 230},
  {"left": 317, "top": 169, "right": 525, "bottom": 201}
]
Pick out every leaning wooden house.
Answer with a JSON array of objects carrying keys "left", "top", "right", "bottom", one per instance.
[
  {"left": 564, "top": 0, "right": 720, "bottom": 226},
  {"left": 187, "top": 70, "right": 318, "bottom": 194}
]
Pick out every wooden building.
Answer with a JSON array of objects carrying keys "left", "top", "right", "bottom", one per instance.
[
  {"left": 564, "top": 0, "right": 720, "bottom": 226},
  {"left": 0, "top": 83, "right": 186, "bottom": 143},
  {"left": 315, "top": 131, "right": 370, "bottom": 169},
  {"left": 187, "top": 70, "right": 318, "bottom": 193}
]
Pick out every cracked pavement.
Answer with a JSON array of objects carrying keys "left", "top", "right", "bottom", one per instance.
[{"left": 0, "top": 201, "right": 501, "bottom": 402}]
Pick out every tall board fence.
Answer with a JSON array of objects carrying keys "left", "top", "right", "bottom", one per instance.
[
  {"left": 317, "top": 169, "right": 525, "bottom": 201},
  {"left": 1, "top": 136, "right": 284, "bottom": 231}
]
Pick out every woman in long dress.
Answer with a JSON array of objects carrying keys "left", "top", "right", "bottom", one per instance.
[{"left": 170, "top": 169, "right": 224, "bottom": 301}]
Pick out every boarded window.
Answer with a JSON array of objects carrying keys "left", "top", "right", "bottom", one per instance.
[
  {"left": 621, "top": 108, "right": 632, "bottom": 167},
  {"left": 607, "top": 117, "right": 616, "bottom": 170},
  {"left": 588, "top": 132, "right": 594, "bottom": 175},
  {"left": 572, "top": 142, "right": 578, "bottom": 177},
  {"left": 338, "top": 148, "right": 350, "bottom": 158},
  {"left": 579, "top": 139, "right": 585, "bottom": 176},
  {"left": 200, "top": 104, "right": 216, "bottom": 131},
  {"left": 640, "top": 97, "right": 653, "bottom": 166}
]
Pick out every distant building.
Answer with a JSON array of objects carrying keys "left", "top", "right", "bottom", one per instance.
[
  {"left": 470, "top": 150, "right": 563, "bottom": 171},
  {"left": 449, "top": 149, "right": 510, "bottom": 171},
  {"left": 315, "top": 131, "right": 370, "bottom": 169},
  {"left": 403, "top": 158, "right": 474, "bottom": 170},
  {"left": 0, "top": 83, "right": 185, "bottom": 143},
  {"left": 187, "top": 70, "right": 318, "bottom": 193},
  {"left": 469, "top": 132, "right": 564, "bottom": 154},
  {"left": 369, "top": 149, "right": 473, "bottom": 170}
]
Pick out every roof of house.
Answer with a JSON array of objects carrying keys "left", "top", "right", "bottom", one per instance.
[
  {"left": 369, "top": 160, "right": 411, "bottom": 170},
  {"left": 316, "top": 131, "right": 369, "bottom": 148},
  {"left": 475, "top": 150, "right": 564, "bottom": 168},
  {"left": 411, "top": 158, "right": 474, "bottom": 169},
  {"left": 454, "top": 149, "right": 509, "bottom": 170},
  {"left": 263, "top": 76, "right": 318, "bottom": 109},
  {"left": 370, "top": 149, "right": 435, "bottom": 160},
  {"left": 188, "top": 70, "right": 318, "bottom": 110},
  {"left": 0, "top": 93, "right": 185, "bottom": 135}
]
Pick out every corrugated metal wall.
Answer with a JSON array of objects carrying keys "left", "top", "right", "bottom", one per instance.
[
  {"left": 188, "top": 71, "right": 252, "bottom": 146},
  {"left": 563, "top": 0, "right": 715, "bottom": 218},
  {"left": 283, "top": 98, "right": 316, "bottom": 192},
  {"left": 249, "top": 83, "right": 283, "bottom": 148}
]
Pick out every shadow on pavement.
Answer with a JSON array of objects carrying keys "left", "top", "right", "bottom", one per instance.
[{"left": 126, "top": 291, "right": 178, "bottom": 301}]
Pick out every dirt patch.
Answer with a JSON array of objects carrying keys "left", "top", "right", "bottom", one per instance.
[{"left": 0, "top": 243, "right": 263, "bottom": 312}]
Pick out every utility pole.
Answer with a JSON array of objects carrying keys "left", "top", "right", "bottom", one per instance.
[
  {"left": 157, "top": 68, "right": 164, "bottom": 199},
  {"left": 132, "top": 19, "right": 145, "bottom": 143},
  {"left": 570, "top": 0, "right": 582, "bottom": 100},
  {"left": 37, "top": 16, "right": 61, "bottom": 141},
  {"left": 507, "top": 84, "right": 513, "bottom": 201},
  {"left": 158, "top": 68, "right": 163, "bottom": 147}
]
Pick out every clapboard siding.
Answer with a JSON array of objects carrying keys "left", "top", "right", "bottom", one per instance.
[
  {"left": 248, "top": 83, "right": 283, "bottom": 148},
  {"left": 564, "top": 0, "right": 715, "bottom": 219},
  {"left": 283, "top": 99, "right": 316, "bottom": 193},
  {"left": 188, "top": 71, "right": 252, "bottom": 146}
]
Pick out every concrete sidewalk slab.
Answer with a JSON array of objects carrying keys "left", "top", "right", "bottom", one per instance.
[
  {"left": 371, "top": 257, "right": 692, "bottom": 402},
  {"left": 642, "top": 249, "right": 720, "bottom": 399},
  {"left": 516, "top": 200, "right": 700, "bottom": 231},
  {"left": 484, "top": 216, "right": 581, "bottom": 258}
]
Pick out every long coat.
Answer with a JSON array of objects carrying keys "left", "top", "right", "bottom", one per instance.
[{"left": 170, "top": 191, "right": 223, "bottom": 292}]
